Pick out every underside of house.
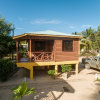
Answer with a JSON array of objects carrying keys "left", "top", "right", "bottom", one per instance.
[{"left": 13, "top": 31, "right": 81, "bottom": 79}]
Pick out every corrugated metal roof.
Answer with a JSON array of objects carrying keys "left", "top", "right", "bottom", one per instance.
[
  {"left": 13, "top": 30, "right": 81, "bottom": 39},
  {"left": 28, "top": 30, "right": 79, "bottom": 37}
]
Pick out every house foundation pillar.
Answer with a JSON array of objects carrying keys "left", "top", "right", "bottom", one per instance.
[
  {"left": 55, "top": 65, "right": 58, "bottom": 75},
  {"left": 30, "top": 67, "right": 33, "bottom": 80},
  {"left": 75, "top": 63, "right": 78, "bottom": 75},
  {"left": 47, "top": 66, "right": 49, "bottom": 69}
]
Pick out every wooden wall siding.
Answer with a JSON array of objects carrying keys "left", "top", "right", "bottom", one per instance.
[
  {"left": 55, "top": 39, "right": 79, "bottom": 61},
  {"left": 16, "top": 35, "right": 79, "bottom": 62}
]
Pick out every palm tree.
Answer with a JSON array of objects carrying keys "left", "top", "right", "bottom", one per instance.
[
  {"left": 80, "top": 27, "right": 96, "bottom": 56},
  {"left": 81, "top": 27, "right": 95, "bottom": 38},
  {"left": 94, "top": 26, "right": 100, "bottom": 53}
]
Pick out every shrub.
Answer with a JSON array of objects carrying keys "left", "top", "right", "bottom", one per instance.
[
  {"left": 61, "top": 64, "right": 72, "bottom": 77},
  {"left": 0, "top": 59, "right": 16, "bottom": 81},
  {"left": 48, "top": 70, "right": 55, "bottom": 79},
  {"left": 61, "top": 64, "right": 72, "bottom": 72},
  {"left": 11, "top": 81, "right": 35, "bottom": 100}
]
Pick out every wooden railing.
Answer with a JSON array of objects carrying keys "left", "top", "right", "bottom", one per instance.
[
  {"left": 31, "top": 52, "right": 54, "bottom": 62},
  {"left": 18, "top": 52, "right": 54, "bottom": 62}
]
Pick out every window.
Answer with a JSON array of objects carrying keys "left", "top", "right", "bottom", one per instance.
[
  {"left": 62, "top": 40, "right": 73, "bottom": 51},
  {"left": 35, "top": 41, "right": 45, "bottom": 51}
]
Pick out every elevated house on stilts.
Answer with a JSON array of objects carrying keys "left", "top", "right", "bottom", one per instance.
[{"left": 13, "top": 30, "right": 81, "bottom": 79}]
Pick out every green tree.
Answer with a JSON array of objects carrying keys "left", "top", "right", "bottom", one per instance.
[
  {"left": 11, "top": 81, "right": 36, "bottom": 100},
  {"left": 72, "top": 26, "right": 100, "bottom": 56},
  {"left": 94, "top": 26, "right": 100, "bottom": 52},
  {"left": 0, "top": 16, "right": 15, "bottom": 59},
  {"left": 0, "top": 17, "right": 13, "bottom": 36},
  {"left": 0, "top": 35, "right": 16, "bottom": 59},
  {"left": 80, "top": 27, "right": 96, "bottom": 56}
]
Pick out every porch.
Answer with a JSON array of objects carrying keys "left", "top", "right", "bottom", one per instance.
[
  {"left": 18, "top": 52, "right": 54, "bottom": 62},
  {"left": 16, "top": 39, "right": 55, "bottom": 62}
]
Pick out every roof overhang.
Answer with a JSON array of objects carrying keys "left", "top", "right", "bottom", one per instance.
[{"left": 13, "top": 33, "right": 82, "bottom": 39}]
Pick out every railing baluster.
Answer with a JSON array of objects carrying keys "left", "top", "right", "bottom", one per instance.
[{"left": 23, "top": 52, "right": 54, "bottom": 62}]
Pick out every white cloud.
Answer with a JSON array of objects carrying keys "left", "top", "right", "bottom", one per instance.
[
  {"left": 81, "top": 25, "right": 93, "bottom": 28},
  {"left": 18, "top": 16, "right": 23, "bottom": 22},
  {"left": 69, "top": 26, "right": 75, "bottom": 29},
  {"left": 30, "top": 19, "right": 61, "bottom": 24},
  {"left": 16, "top": 27, "right": 24, "bottom": 30}
]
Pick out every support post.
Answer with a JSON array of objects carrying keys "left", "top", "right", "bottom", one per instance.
[
  {"left": 75, "top": 63, "right": 78, "bottom": 75},
  {"left": 55, "top": 65, "right": 58, "bottom": 75},
  {"left": 30, "top": 67, "right": 33, "bottom": 80},
  {"left": 29, "top": 39, "right": 32, "bottom": 62},
  {"left": 47, "top": 66, "right": 49, "bottom": 69},
  {"left": 16, "top": 41, "right": 18, "bottom": 62}
]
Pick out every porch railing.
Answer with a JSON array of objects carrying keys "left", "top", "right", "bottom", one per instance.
[
  {"left": 31, "top": 52, "right": 54, "bottom": 62},
  {"left": 18, "top": 52, "right": 54, "bottom": 62}
]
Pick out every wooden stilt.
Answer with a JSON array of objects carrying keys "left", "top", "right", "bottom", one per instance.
[
  {"left": 30, "top": 67, "right": 33, "bottom": 80},
  {"left": 55, "top": 65, "right": 58, "bottom": 75},
  {"left": 75, "top": 63, "right": 78, "bottom": 75},
  {"left": 47, "top": 66, "right": 49, "bottom": 69}
]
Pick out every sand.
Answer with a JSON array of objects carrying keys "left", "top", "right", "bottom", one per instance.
[{"left": 0, "top": 67, "right": 100, "bottom": 100}]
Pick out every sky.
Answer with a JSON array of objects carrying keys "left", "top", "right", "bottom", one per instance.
[{"left": 0, "top": 0, "right": 100, "bottom": 36}]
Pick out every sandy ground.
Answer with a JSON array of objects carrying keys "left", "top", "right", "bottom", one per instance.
[{"left": 0, "top": 65, "right": 100, "bottom": 100}]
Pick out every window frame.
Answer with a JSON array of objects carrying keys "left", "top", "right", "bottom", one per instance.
[{"left": 62, "top": 40, "right": 73, "bottom": 51}]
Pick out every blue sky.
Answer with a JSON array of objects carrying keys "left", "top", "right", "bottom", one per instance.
[{"left": 0, "top": 0, "right": 100, "bottom": 35}]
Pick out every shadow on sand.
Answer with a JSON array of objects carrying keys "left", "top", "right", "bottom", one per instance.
[{"left": 0, "top": 67, "right": 75, "bottom": 100}]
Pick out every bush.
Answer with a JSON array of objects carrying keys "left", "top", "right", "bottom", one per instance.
[
  {"left": 11, "top": 81, "right": 35, "bottom": 100},
  {"left": 61, "top": 64, "right": 72, "bottom": 73},
  {"left": 0, "top": 59, "right": 16, "bottom": 81},
  {"left": 61, "top": 64, "right": 72, "bottom": 77},
  {"left": 48, "top": 70, "right": 55, "bottom": 79}
]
